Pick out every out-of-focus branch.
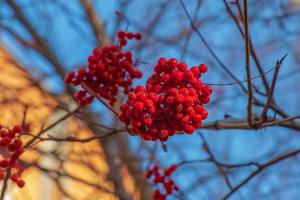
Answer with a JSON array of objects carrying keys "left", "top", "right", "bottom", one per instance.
[
  {"left": 4, "top": 1, "right": 144, "bottom": 199},
  {"left": 0, "top": 170, "right": 10, "bottom": 200},
  {"left": 24, "top": 107, "right": 80, "bottom": 148},
  {"left": 80, "top": 0, "right": 109, "bottom": 46},
  {"left": 23, "top": 128, "right": 125, "bottom": 143},
  {"left": 25, "top": 162, "right": 117, "bottom": 196},
  {"left": 5, "top": 0, "right": 74, "bottom": 93},
  {"left": 6, "top": 0, "right": 73, "bottom": 92}
]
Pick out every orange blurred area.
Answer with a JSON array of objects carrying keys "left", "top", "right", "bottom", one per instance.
[{"left": 0, "top": 46, "right": 137, "bottom": 199}]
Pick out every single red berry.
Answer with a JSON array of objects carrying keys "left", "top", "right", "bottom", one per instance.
[
  {"left": 126, "top": 32, "right": 134, "bottom": 39},
  {"left": 134, "top": 71, "right": 143, "bottom": 78},
  {"left": 199, "top": 64, "right": 208, "bottom": 73},
  {"left": 134, "top": 102, "right": 144, "bottom": 112},
  {"left": 16, "top": 179, "right": 25, "bottom": 188},
  {"left": 13, "top": 125, "right": 22, "bottom": 133},
  {"left": 134, "top": 32, "right": 142, "bottom": 40},
  {"left": 64, "top": 71, "right": 75, "bottom": 83},
  {"left": 120, "top": 39, "right": 127, "bottom": 46},
  {"left": 10, "top": 173, "right": 19, "bottom": 182},
  {"left": 117, "top": 31, "right": 125, "bottom": 38}
]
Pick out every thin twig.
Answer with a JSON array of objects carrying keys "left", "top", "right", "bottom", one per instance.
[
  {"left": 223, "top": 0, "right": 270, "bottom": 93},
  {"left": 178, "top": 0, "right": 246, "bottom": 91},
  {"left": 23, "top": 128, "right": 125, "bottom": 143},
  {"left": 222, "top": 147, "right": 300, "bottom": 199},
  {"left": 260, "top": 54, "right": 287, "bottom": 121},
  {"left": 200, "top": 133, "right": 233, "bottom": 190},
  {"left": 205, "top": 64, "right": 277, "bottom": 86},
  {"left": 81, "top": 83, "right": 119, "bottom": 116},
  {"left": 24, "top": 107, "right": 80, "bottom": 148}
]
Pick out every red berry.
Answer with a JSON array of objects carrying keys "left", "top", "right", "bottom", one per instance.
[
  {"left": 10, "top": 173, "right": 19, "bottom": 182},
  {"left": 16, "top": 179, "right": 25, "bottom": 188},
  {"left": 147, "top": 164, "right": 179, "bottom": 199},
  {"left": 120, "top": 39, "right": 127, "bottom": 46},
  {"left": 134, "top": 102, "right": 144, "bottom": 112},
  {"left": 126, "top": 32, "right": 134, "bottom": 39},
  {"left": 134, "top": 32, "right": 142, "bottom": 40},
  {"left": 64, "top": 71, "right": 75, "bottom": 83},
  {"left": 134, "top": 71, "right": 143, "bottom": 78},
  {"left": 13, "top": 125, "right": 22, "bottom": 133},
  {"left": 199, "top": 64, "right": 208, "bottom": 73},
  {"left": 117, "top": 31, "right": 125, "bottom": 38}
]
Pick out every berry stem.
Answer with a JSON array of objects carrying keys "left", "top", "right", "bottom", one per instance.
[{"left": 81, "top": 83, "right": 119, "bottom": 116}]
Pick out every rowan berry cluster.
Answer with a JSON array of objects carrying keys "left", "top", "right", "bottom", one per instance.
[
  {"left": 146, "top": 164, "right": 179, "bottom": 200},
  {"left": 119, "top": 57, "right": 212, "bottom": 141},
  {"left": 0, "top": 125, "right": 25, "bottom": 188},
  {"left": 65, "top": 31, "right": 143, "bottom": 106}
]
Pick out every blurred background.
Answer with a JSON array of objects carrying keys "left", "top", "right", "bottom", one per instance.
[{"left": 1, "top": 0, "right": 300, "bottom": 199}]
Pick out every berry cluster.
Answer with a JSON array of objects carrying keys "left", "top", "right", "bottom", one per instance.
[
  {"left": 117, "top": 31, "right": 142, "bottom": 47},
  {"left": 146, "top": 164, "right": 179, "bottom": 200},
  {"left": 119, "top": 57, "right": 211, "bottom": 141},
  {"left": 65, "top": 31, "right": 143, "bottom": 107},
  {"left": 0, "top": 125, "right": 25, "bottom": 188}
]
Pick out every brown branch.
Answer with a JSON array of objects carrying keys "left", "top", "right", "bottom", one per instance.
[
  {"left": 57, "top": 105, "right": 116, "bottom": 130},
  {"left": 222, "top": 147, "right": 300, "bottom": 199},
  {"left": 23, "top": 128, "right": 125, "bottom": 143},
  {"left": 80, "top": 0, "right": 109, "bottom": 46},
  {"left": 201, "top": 115, "right": 300, "bottom": 131}
]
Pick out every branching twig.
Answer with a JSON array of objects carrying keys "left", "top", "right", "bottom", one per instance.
[
  {"left": 24, "top": 107, "right": 80, "bottom": 148},
  {"left": 260, "top": 55, "right": 287, "bottom": 122},
  {"left": 23, "top": 128, "right": 125, "bottom": 143},
  {"left": 222, "top": 147, "right": 300, "bottom": 199},
  {"left": 81, "top": 83, "right": 119, "bottom": 116},
  {"left": 199, "top": 133, "right": 233, "bottom": 190}
]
